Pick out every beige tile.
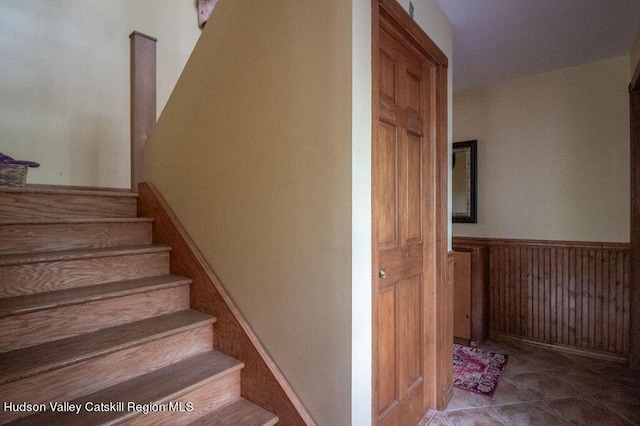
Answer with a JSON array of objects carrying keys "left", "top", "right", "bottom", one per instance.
[
  {"left": 589, "top": 363, "right": 640, "bottom": 393},
  {"left": 523, "top": 347, "right": 577, "bottom": 370},
  {"left": 444, "top": 407, "right": 508, "bottom": 425},
  {"left": 417, "top": 409, "right": 438, "bottom": 426},
  {"left": 509, "top": 371, "right": 583, "bottom": 400},
  {"left": 501, "top": 353, "right": 544, "bottom": 377},
  {"left": 592, "top": 390, "right": 640, "bottom": 425},
  {"left": 552, "top": 367, "right": 618, "bottom": 395},
  {"left": 446, "top": 388, "right": 491, "bottom": 411},
  {"left": 428, "top": 411, "right": 450, "bottom": 426},
  {"left": 493, "top": 401, "right": 570, "bottom": 425},
  {"left": 489, "top": 376, "right": 538, "bottom": 406},
  {"left": 545, "top": 396, "right": 632, "bottom": 426}
]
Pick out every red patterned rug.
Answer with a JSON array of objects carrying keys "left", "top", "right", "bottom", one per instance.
[{"left": 453, "top": 344, "right": 508, "bottom": 397}]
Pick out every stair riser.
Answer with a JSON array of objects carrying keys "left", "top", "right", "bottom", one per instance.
[
  {"left": 0, "top": 252, "right": 170, "bottom": 297},
  {"left": 0, "top": 325, "right": 214, "bottom": 424},
  {"left": 0, "top": 192, "right": 137, "bottom": 221},
  {"left": 0, "top": 222, "right": 152, "bottom": 255},
  {"left": 0, "top": 285, "right": 190, "bottom": 352},
  {"left": 123, "top": 370, "right": 241, "bottom": 426}
]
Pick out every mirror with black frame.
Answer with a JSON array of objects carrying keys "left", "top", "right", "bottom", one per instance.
[{"left": 452, "top": 140, "right": 477, "bottom": 223}]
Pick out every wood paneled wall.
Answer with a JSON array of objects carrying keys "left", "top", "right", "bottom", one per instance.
[{"left": 453, "top": 237, "right": 631, "bottom": 360}]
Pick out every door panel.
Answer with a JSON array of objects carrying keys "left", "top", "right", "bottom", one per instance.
[
  {"left": 377, "top": 122, "right": 399, "bottom": 249},
  {"left": 377, "top": 285, "right": 398, "bottom": 415},
  {"left": 407, "top": 133, "right": 423, "bottom": 242}
]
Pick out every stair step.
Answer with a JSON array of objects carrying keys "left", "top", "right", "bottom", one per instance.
[
  {"left": 0, "top": 245, "right": 171, "bottom": 297},
  {"left": 0, "top": 310, "right": 215, "bottom": 385},
  {"left": 0, "top": 245, "right": 170, "bottom": 267},
  {"left": 9, "top": 351, "right": 243, "bottom": 426},
  {"left": 0, "top": 187, "right": 138, "bottom": 221},
  {"left": 0, "top": 218, "right": 153, "bottom": 255},
  {"left": 189, "top": 398, "right": 278, "bottom": 426},
  {"left": 0, "top": 274, "right": 191, "bottom": 318},
  {"left": 0, "top": 281, "right": 190, "bottom": 353},
  {"left": 0, "top": 314, "right": 215, "bottom": 423}
]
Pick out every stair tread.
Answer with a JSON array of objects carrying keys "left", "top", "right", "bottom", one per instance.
[
  {"left": 189, "top": 398, "right": 278, "bottom": 426},
  {"left": 10, "top": 351, "right": 243, "bottom": 426},
  {"left": 0, "top": 274, "right": 192, "bottom": 318},
  {"left": 0, "top": 310, "right": 215, "bottom": 385},
  {"left": 0, "top": 186, "right": 138, "bottom": 197},
  {"left": 0, "top": 244, "right": 171, "bottom": 267},
  {"left": 0, "top": 217, "right": 153, "bottom": 225}
]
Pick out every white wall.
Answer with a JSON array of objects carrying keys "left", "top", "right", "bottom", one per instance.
[
  {"left": 453, "top": 56, "right": 630, "bottom": 243},
  {"left": 351, "top": 0, "right": 372, "bottom": 425},
  {"left": 0, "top": 1, "right": 201, "bottom": 188}
]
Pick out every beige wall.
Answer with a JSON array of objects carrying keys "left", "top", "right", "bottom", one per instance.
[
  {"left": 453, "top": 56, "right": 630, "bottom": 243},
  {"left": 146, "top": 1, "right": 352, "bottom": 424},
  {"left": 0, "top": 0, "right": 201, "bottom": 188}
]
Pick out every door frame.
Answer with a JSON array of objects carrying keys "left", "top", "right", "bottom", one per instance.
[
  {"left": 371, "top": 0, "right": 450, "bottom": 420},
  {"left": 630, "top": 58, "right": 640, "bottom": 370}
]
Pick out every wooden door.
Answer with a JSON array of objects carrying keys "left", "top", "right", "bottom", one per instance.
[
  {"left": 373, "top": 15, "right": 431, "bottom": 426},
  {"left": 373, "top": 1, "right": 450, "bottom": 422}
]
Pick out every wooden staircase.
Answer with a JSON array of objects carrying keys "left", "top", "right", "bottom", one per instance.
[{"left": 0, "top": 186, "right": 278, "bottom": 425}]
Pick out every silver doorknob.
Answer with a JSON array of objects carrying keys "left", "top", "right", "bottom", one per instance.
[{"left": 379, "top": 269, "right": 387, "bottom": 279}]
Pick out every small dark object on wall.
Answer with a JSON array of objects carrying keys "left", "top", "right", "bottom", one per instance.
[
  {"left": 0, "top": 153, "right": 40, "bottom": 168},
  {"left": 198, "top": 0, "right": 218, "bottom": 27}
]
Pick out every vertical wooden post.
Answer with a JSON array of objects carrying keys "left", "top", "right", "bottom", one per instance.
[{"left": 130, "top": 31, "right": 157, "bottom": 192}]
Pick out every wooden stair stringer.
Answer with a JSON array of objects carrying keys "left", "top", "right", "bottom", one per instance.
[{"left": 138, "top": 182, "right": 315, "bottom": 426}]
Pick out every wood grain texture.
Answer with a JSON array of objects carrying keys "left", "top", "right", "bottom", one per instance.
[
  {"left": 0, "top": 219, "right": 152, "bottom": 254},
  {"left": 137, "top": 182, "right": 315, "bottom": 425},
  {"left": 0, "top": 325, "right": 214, "bottom": 423},
  {"left": 0, "top": 188, "right": 137, "bottom": 221},
  {"left": 453, "top": 251, "right": 471, "bottom": 341},
  {"left": 0, "top": 274, "right": 191, "bottom": 318},
  {"left": 374, "top": 22, "right": 429, "bottom": 425},
  {"left": 124, "top": 371, "right": 242, "bottom": 426},
  {"left": 8, "top": 351, "right": 242, "bottom": 425},
  {"left": 434, "top": 252, "right": 454, "bottom": 410},
  {"left": 130, "top": 31, "right": 156, "bottom": 191},
  {"left": 189, "top": 398, "right": 278, "bottom": 426},
  {"left": 452, "top": 244, "right": 490, "bottom": 345},
  {"left": 0, "top": 250, "right": 170, "bottom": 297},
  {"left": 0, "top": 310, "right": 214, "bottom": 385},
  {"left": 454, "top": 237, "right": 631, "bottom": 360},
  {"left": 0, "top": 285, "right": 189, "bottom": 352},
  {"left": 372, "top": 0, "right": 450, "bottom": 420}
]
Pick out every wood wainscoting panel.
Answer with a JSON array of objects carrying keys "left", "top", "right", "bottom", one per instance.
[{"left": 453, "top": 237, "right": 631, "bottom": 361}]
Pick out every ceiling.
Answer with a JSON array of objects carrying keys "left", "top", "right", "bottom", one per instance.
[{"left": 432, "top": 0, "right": 640, "bottom": 92}]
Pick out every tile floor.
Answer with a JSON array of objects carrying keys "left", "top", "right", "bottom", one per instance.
[{"left": 419, "top": 339, "right": 640, "bottom": 425}]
